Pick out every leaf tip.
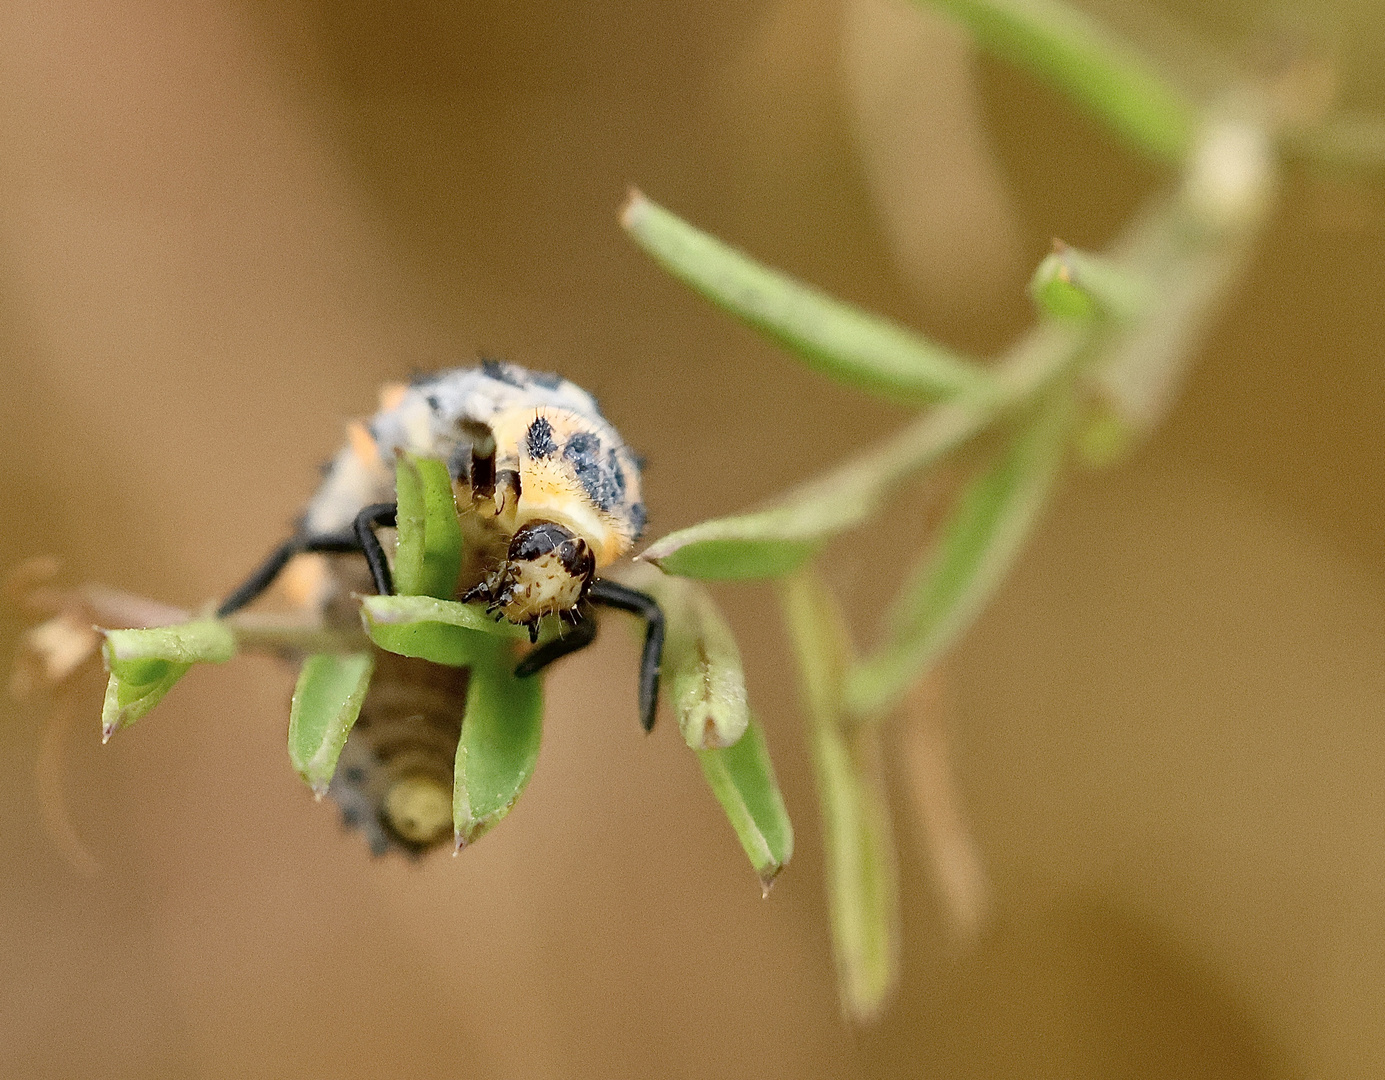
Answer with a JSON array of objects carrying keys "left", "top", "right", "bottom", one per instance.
[
  {"left": 636, "top": 534, "right": 674, "bottom": 562},
  {"left": 620, "top": 187, "right": 649, "bottom": 231},
  {"left": 759, "top": 866, "right": 783, "bottom": 898},
  {"left": 101, "top": 722, "right": 115, "bottom": 745}
]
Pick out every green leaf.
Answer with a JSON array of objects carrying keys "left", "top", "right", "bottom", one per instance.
[
  {"left": 1029, "top": 242, "right": 1146, "bottom": 322},
  {"left": 362, "top": 598, "right": 510, "bottom": 668},
  {"left": 813, "top": 718, "right": 900, "bottom": 1023},
  {"left": 99, "top": 621, "right": 237, "bottom": 740},
  {"left": 361, "top": 593, "right": 545, "bottom": 846},
  {"left": 618, "top": 563, "right": 749, "bottom": 749},
  {"left": 640, "top": 321, "right": 1089, "bottom": 581},
  {"left": 640, "top": 521, "right": 826, "bottom": 581},
  {"left": 696, "top": 718, "right": 794, "bottom": 893},
  {"left": 454, "top": 653, "right": 544, "bottom": 847},
  {"left": 1287, "top": 113, "right": 1385, "bottom": 173},
  {"left": 287, "top": 652, "right": 374, "bottom": 796},
  {"left": 361, "top": 594, "right": 551, "bottom": 676},
  {"left": 393, "top": 454, "right": 464, "bottom": 599},
  {"left": 1093, "top": 192, "right": 1258, "bottom": 436},
  {"left": 847, "top": 389, "right": 1077, "bottom": 718},
  {"left": 361, "top": 593, "right": 531, "bottom": 640},
  {"left": 360, "top": 589, "right": 537, "bottom": 642},
  {"left": 621, "top": 192, "right": 993, "bottom": 404},
  {"left": 637, "top": 409, "right": 967, "bottom": 581},
  {"left": 915, "top": 0, "right": 1196, "bottom": 162},
  {"left": 779, "top": 570, "right": 899, "bottom": 1022},
  {"left": 1074, "top": 402, "right": 1136, "bottom": 468},
  {"left": 102, "top": 620, "right": 238, "bottom": 666}
]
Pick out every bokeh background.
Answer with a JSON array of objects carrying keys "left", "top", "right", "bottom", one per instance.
[{"left": 3, "top": 0, "right": 1385, "bottom": 1076}]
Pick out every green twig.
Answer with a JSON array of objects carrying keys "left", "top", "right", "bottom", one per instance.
[
  {"left": 847, "top": 387, "right": 1078, "bottom": 718},
  {"left": 780, "top": 569, "right": 899, "bottom": 1022},
  {"left": 641, "top": 320, "right": 1088, "bottom": 580},
  {"left": 914, "top": 0, "right": 1198, "bottom": 161},
  {"left": 622, "top": 191, "right": 995, "bottom": 404}
]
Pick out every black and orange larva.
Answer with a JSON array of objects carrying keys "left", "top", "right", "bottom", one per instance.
[{"left": 217, "top": 361, "right": 664, "bottom": 854}]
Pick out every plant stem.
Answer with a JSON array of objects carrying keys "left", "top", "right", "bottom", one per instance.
[{"left": 915, "top": 0, "right": 1198, "bottom": 161}]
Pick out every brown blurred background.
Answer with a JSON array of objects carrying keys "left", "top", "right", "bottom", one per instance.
[{"left": 3, "top": 0, "right": 1385, "bottom": 1076}]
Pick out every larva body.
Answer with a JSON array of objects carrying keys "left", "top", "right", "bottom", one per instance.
[{"left": 239, "top": 360, "right": 655, "bottom": 854}]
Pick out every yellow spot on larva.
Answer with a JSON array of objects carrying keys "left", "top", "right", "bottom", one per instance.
[
  {"left": 280, "top": 553, "right": 330, "bottom": 608},
  {"left": 377, "top": 381, "right": 408, "bottom": 412},
  {"left": 347, "top": 419, "right": 379, "bottom": 467}
]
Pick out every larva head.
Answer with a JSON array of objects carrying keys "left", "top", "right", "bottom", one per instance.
[{"left": 488, "top": 520, "right": 595, "bottom": 628}]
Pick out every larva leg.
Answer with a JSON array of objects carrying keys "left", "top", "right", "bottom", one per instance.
[
  {"left": 353, "top": 502, "right": 398, "bottom": 597},
  {"left": 586, "top": 579, "right": 665, "bottom": 733},
  {"left": 512, "top": 611, "right": 599, "bottom": 678},
  {"left": 216, "top": 531, "right": 360, "bottom": 617}
]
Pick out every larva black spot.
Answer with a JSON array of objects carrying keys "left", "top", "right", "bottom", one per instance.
[
  {"left": 480, "top": 358, "right": 529, "bottom": 388},
  {"left": 608, "top": 448, "right": 626, "bottom": 497},
  {"left": 629, "top": 502, "right": 648, "bottom": 538},
  {"left": 564, "top": 431, "right": 618, "bottom": 510},
  {"left": 526, "top": 416, "right": 559, "bottom": 459}
]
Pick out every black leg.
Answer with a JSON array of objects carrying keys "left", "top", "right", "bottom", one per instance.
[
  {"left": 469, "top": 442, "right": 496, "bottom": 503},
  {"left": 354, "top": 503, "right": 398, "bottom": 597},
  {"left": 512, "top": 613, "right": 599, "bottom": 678},
  {"left": 587, "top": 578, "right": 665, "bottom": 733},
  {"left": 216, "top": 531, "right": 360, "bottom": 617}
]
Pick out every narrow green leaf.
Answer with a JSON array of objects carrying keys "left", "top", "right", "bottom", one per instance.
[
  {"left": 641, "top": 321, "right": 1088, "bottom": 580},
  {"left": 778, "top": 569, "right": 854, "bottom": 751},
  {"left": 847, "top": 389, "right": 1077, "bottom": 718},
  {"left": 1031, "top": 257, "right": 1098, "bottom": 322},
  {"left": 361, "top": 593, "right": 531, "bottom": 640},
  {"left": 641, "top": 532, "right": 821, "bottom": 581},
  {"left": 393, "top": 455, "right": 464, "bottom": 599},
  {"left": 640, "top": 525, "right": 822, "bottom": 580},
  {"left": 1029, "top": 242, "right": 1146, "bottom": 322},
  {"left": 1074, "top": 403, "right": 1135, "bottom": 468},
  {"left": 363, "top": 602, "right": 509, "bottom": 669},
  {"left": 392, "top": 454, "right": 426, "bottom": 595},
  {"left": 779, "top": 570, "right": 899, "bottom": 1022},
  {"left": 915, "top": 0, "right": 1196, "bottom": 162},
  {"left": 618, "top": 563, "right": 749, "bottom": 749},
  {"left": 288, "top": 652, "right": 374, "bottom": 796},
  {"left": 102, "top": 621, "right": 237, "bottom": 665},
  {"left": 638, "top": 411, "right": 967, "bottom": 581},
  {"left": 812, "top": 719, "right": 900, "bottom": 1023},
  {"left": 99, "top": 621, "right": 237, "bottom": 739},
  {"left": 101, "top": 660, "right": 191, "bottom": 741},
  {"left": 1094, "top": 191, "right": 1260, "bottom": 435},
  {"left": 622, "top": 192, "right": 993, "bottom": 404},
  {"left": 454, "top": 653, "right": 544, "bottom": 847},
  {"left": 1287, "top": 113, "right": 1385, "bottom": 173},
  {"left": 696, "top": 718, "right": 794, "bottom": 893}
]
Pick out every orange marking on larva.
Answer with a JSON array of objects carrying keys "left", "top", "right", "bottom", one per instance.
[
  {"left": 378, "top": 382, "right": 408, "bottom": 412},
  {"left": 281, "top": 553, "right": 330, "bottom": 609},
  {"left": 347, "top": 420, "right": 379, "bottom": 467}
]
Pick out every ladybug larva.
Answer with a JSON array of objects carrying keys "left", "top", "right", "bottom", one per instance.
[{"left": 217, "top": 360, "right": 664, "bottom": 855}]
